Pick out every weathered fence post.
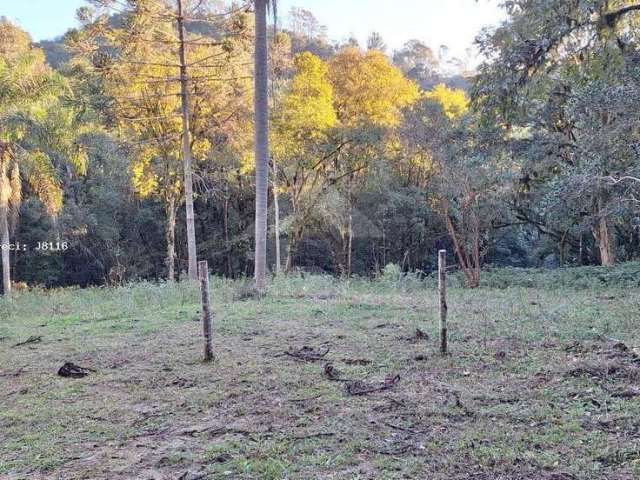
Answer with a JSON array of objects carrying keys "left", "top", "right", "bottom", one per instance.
[
  {"left": 198, "top": 260, "right": 213, "bottom": 362},
  {"left": 438, "top": 250, "right": 448, "bottom": 355}
]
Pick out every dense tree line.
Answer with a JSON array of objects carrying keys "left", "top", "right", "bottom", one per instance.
[{"left": 1, "top": 0, "right": 640, "bottom": 292}]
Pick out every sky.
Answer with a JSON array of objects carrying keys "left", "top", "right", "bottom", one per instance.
[{"left": 0, "top": 0, "right": 505, "bottom": 60}]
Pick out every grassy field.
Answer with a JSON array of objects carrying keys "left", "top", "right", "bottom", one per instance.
[{"left": 2, "top": 266, "right": 640, "bottom": 479}]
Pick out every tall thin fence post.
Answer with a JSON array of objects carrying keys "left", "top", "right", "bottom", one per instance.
[
  {"left": 198, "top": 260, "right": 213, "bottom": 362},
  {"left": 438, "top": 250, "right": 448, "bottom": 355}
]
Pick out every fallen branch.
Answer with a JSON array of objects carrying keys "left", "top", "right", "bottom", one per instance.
[
  {"left": 373, "top": 397, "right": 407, "bottom": 412},
  {"left": 179, "top": 425, "right": 275, "bottom": 439},
  {"left": 13, "top": 336, "right": 42, "bottom": 347},
  {"left": 178, "top": 472, "right": 207, "bottom": 480},
  {"left": 341, "top": 358, "right": 372, "bottom": 366},
  {"left": 381, "top": 421, "right": 425, "bottom": 435},
  {"left": 345, "top": 375, "right": 401, "bottom": 396},
  {"left": 0, "top": 366, "right": 25, "bottom": 377},
  {"left": 288, "top": 394, "right": 322, "bottom": 403},
  {"left": 369, "top": 443, "right": 414, "bottom": 455},
  {"left": 291, "top": 432, "right": 335, "bottom": 440},
  {"left": 284, "top": 346, "right": 330, "bottom": 362},
  {"left": 324, "top": 363, "right": 350, "bottom": 382}
]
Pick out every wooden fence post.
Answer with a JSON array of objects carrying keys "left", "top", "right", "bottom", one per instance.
[
  {"left": 438, "top": 250, "right": 448, "bottom": 355},
  {"left": 198, "top": 260, "right": 214, "bottom": 362}
]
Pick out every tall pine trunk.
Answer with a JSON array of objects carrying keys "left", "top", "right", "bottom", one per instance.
[
  {"left": 177, "top": 0, "right": 198, "bottom": 281},
  {"left": 254, "top": 0, "right": 269, "bottom": 290}
]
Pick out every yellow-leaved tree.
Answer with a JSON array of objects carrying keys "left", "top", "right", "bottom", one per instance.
[
  {"left": 391, "top": 83, "right": 469, "bottom": 188},
  {"left": 272, "top": 46, "right": 420, "bottom": 274},
  {"left": 271, "top": 52, "right": 337, "bottom": 270},
  {"left": 424, "top": 83, "right": 469, "bottom": 120},
  {"left": 330, "top": 47, "right": 420, "bottom": 127},
  {"left": 325, "top": 47, "right": 420, "bottom": 276},
  {"left": 72, "top": 0, "right": 251, "bottom": 280}
]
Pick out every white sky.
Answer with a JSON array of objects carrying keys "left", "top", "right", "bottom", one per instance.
[
  {"left": 1, "top": 0, "right": 506, "bottom": 62},
  {"left": 277, "top": 0, "right": 507, "bottom": 60}
]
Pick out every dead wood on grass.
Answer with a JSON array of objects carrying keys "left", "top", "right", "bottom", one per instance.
[
  {"left": 284, "top": 345, "right": 330, "bottom": 362},
  {"left": 345, "top": 374, "right": 401, "bottom": 396},
  {"left": 323, "top": 363, "right": 348, "bottom": 381},
  {"left": 13, "top": 335, "right": 42, "bottom": 347},
  {"left": 341, "top": 358, "right": 372, "bottom": 365}
]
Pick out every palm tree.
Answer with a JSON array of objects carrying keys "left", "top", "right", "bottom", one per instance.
[
  {"left": 253, "top": 0, "right": 276, "bottom": 290},
  {"left": 0, "top": 20, "right": 85, "bottom": 295}
]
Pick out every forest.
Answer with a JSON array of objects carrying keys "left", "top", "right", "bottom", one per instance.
[
  {"left": 1, "top": 0, "right": 639, "bottom": 294},
  {"left": 3, "top": 1, "right": 640, "bottom": 479}
]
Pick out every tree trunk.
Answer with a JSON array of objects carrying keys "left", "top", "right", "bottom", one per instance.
[
  {"left": 579, "top": 233, "right": 583, "bottom": 265},
  {"left": 177, "top": 0, "right": 198, "bottom": 281},
  {"left": 224, "top": 182, "right": 232, "bottom": 277},
  {"left": 594, "top": 193, "right": 617, "bottom": 266},
  {"left": 285, "top": 240, "right": 293, "bottom": 272},
  {"left": 0, "top": 159, "right": 11, "bottom": 296},
  {"left": 443, "top": 204, "right": 480, "bottom": 288},
  {"left": 285, "top": 224, "right": 301, "bottom": 273},
  {"left": 198, "top": 260, "right": 214, "bottom": 362},
  {"left": 559, "top": 230, "right": 568, "bottom": 266},
  {"left": 347, "top": 201, "right": 353, "bottom": 278},
  {"left": 381, "top": 220, "right": 387, "bottom": 267},
  {"left": 0, "top": 201, "right": 10, "bottom": 296},
  {"left": 595, "top": 215, "right": 617, "bottom": 266},
  {"left": 438, "top": 249, "right": 448, "bottom": 355},
  {"left": 165, "top": 199, "right": 177, "bottom": 281},
  {"left": 273, "top": 160, "right": 281, "bottom": 275},
  {"left": 470, "top": 212, "right": 481, "bottom": 288},
  {"left": 254, "top": 0, "right": 270, "bottom": 290}
]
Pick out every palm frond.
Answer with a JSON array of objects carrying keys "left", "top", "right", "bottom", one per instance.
[{"left": 22, "top": 150, "right": 63, "bottom": 216}]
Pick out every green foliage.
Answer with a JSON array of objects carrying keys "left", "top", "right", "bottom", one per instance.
[
  {"left": 0, "top": 20, "right": 81, "bottom": 216},
  {"left": 380, "top": 262, "right": 402, "bottom": 283},
  {"left": 6, "top": 2, "right": 640, "bottom": 288}
]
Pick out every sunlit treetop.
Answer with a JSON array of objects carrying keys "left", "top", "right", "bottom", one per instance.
[
  {"left": 329, "top": 47, "right": 420, "bottom": 128},
  {"left": 424, "top": 83, "right": 469, "bottom": 120},
  {"left": 271, "top": 52, "right": 337, "bottom": 162},
  {"left": 73, "top": 0, "right": 253, "bottom": 201}
]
